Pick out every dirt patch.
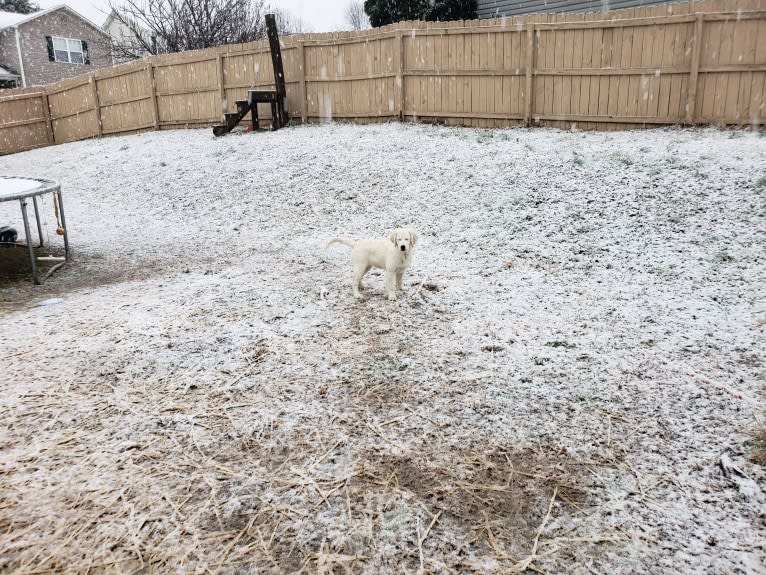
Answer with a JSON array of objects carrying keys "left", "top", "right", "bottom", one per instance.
[
  {"left": 0, "top": 244, "right": 64, "bottom": 281},
  {"left": 0, "top": 248, "right": 180, "bottom": 311},
  {"left": 354, "top": 443, "right": 594, "bottom": 561}
]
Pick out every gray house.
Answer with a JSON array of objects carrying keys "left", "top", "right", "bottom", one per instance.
[
  {"left": 102, "top": 10, "right": 154, "bottom": 65},
  {"left": 478, "top": 0, "right": 675, "bottom": 17},
  {"left": 0, "top": 5, "right": 112, "bottom": 89}
]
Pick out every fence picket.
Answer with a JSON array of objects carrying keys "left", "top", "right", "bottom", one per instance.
[{"left": 1, "top": 1, "right": 764, "bottom": 154}]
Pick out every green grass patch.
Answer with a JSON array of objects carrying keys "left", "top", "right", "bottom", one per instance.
[{"left": 545, "top": 341, "right": 576, "bottom": 349}]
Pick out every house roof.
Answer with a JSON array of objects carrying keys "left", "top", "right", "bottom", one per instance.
[
  {"left": 0, "top": 5, "right": 107, "bottom": 36},
  {"left": 101, "top": 9, "right": 119, "bottom": 29},
  {"left": 0, "top": 10, "right": 27, "bottom": 28}
]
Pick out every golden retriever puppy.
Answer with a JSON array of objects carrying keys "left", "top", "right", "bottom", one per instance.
[{"left": 326, "top": 228, "right": 418, "bottom": 301}]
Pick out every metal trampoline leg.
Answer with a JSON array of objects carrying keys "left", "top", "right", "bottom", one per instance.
[
  {"left": 20, "top": 198, "right": 39, "bottom": 285},
  {"left": 32, "top": 195, "right": 44, "bottom": 247},
  {"left": 57, "top": 190, "right": 71, "bottom": 260}
]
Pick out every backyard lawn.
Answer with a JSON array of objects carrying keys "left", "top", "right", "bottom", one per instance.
[{"left": 1, "top": 123, "right": 764, "bottom": 574}]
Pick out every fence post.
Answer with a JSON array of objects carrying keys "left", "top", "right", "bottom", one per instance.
[
  {"left": 42, "top": 92, "right": 54, "bottom": 144},
  {"left": 525, "top": 24, "right": 535, "bottom": 126},
  {"left": 217, "top": 52, "right": 226, "bottom": 119},
  {"left": 686, "top": 14, "right": 704, "bottom": 125},
  {"left": 148, "top": 62, "right": 159, "bottom": 130},
  {"left": 395, "top": 30, "right": 404, "bottom": 120},
  {"left": 89, "top": 75, "right": 102, "bottom": 137},
  {"left": 298, "top": 41, "right": 307, "bottom": 123}
]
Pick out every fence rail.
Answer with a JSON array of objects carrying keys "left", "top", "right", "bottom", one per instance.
[{"left": 1, "top": 0, "right": 764, "bottom": 155}]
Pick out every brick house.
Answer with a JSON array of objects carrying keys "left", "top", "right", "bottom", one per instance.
[{"left": 0, "top": 5, "right": 112, "bottom": 88}]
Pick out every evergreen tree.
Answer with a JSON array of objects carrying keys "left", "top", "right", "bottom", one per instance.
[
  {"left": 0, "top": 0, "right": 40, "bottom": 14},
  {"left": 364, "top": 0, "right": 477, "bottom": 27},
  {"left": 428, "top": 0, "right": 477, "bottom": 22},
  {"left": 363, "top": 0, "right": 431, "bottom": 28}
]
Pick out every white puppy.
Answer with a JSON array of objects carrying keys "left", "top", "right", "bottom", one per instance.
[{"left": 326, "top": 229, "right": 418, "bottom": 301}]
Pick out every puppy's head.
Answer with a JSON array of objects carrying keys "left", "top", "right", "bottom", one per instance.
[{"left": 389, "top": 228, "right": 418, "bottom": 253}]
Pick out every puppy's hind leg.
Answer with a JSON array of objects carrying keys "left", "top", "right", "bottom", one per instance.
[{"left": 352, "top": 263, "right": 369, "bottom": 300}]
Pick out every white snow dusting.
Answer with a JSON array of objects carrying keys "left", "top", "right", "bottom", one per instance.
[{"left": 0, "top": 123, "right": 764, "bottom": 573}]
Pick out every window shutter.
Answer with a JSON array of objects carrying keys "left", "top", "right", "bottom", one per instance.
[
  {"left": 82, "top": 40, "right": 90, "bottom": 64},
  {"left": 46, "top": 36, "right": 54, "bottom": 61}
]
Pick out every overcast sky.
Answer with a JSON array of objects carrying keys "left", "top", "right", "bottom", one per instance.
[{"left": 34, "top": 0, "right": 355, "bottom": 32}]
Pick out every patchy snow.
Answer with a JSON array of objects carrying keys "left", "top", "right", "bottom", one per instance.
[
  {"left": 0, "top": 123, "right": 765, "bottom": 574},
  {"left": 0, "top": 10, "right": 27, "bottom": 29},
  {"left": 0, "top": 177, "right": 52, "bottom": 199}
]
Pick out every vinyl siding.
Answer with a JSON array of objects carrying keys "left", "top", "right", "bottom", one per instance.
[{"left": 477, "top": 0, "right": 675, "bottom": 17}]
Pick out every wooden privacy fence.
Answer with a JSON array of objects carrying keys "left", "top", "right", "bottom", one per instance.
[{"left": 1, "top": 0, "right": 765, "bottom": 155}]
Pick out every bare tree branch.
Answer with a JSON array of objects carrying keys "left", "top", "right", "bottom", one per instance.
[
  {"left": 344, "top": 1, "right": 370, "bottom": 31},
  {"left": 106, "top": 0, "right": 271, "bottom": 61},
  {"left": 272, "top": 8, "right": 310, "bottom": 35}
]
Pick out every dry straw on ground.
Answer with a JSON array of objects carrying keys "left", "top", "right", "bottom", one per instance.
[{"left": 0, "top": 351, "right": 616, "bottom": 573}]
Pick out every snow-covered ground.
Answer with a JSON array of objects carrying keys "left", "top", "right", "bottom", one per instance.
[{"left": 1, "top": 123, "right": 764, "bottom": 574}]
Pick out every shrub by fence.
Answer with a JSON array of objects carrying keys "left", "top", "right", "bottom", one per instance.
[{"left": 1, "top": 0, "right": 764, "bottom": 155}]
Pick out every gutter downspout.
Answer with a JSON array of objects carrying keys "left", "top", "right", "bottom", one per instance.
[{"left": 14, "top": 27, "right": 27, "bottom": 87}]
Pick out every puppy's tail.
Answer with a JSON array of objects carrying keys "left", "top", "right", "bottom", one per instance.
[{"left": 325, "top": 238, "right": 356, "bottom": 250}]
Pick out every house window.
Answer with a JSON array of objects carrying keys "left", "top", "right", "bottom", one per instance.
[{"left": 47, "top": 36, "right": 89, "bottom": 64}]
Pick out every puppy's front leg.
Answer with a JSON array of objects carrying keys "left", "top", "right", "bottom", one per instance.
[
  {"left": 385, "top": 271, "right": 397, "bottom": 301},
  {"left": 396, "top": 271, "right": 405, "bottom": 291}
]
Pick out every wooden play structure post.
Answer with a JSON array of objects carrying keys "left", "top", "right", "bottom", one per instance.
[
  {"left": 212, "top": 13, "right": 289, "bottom": 136},
  {"left": 265, "top": 13, "right": 289, "bottom": 127}
]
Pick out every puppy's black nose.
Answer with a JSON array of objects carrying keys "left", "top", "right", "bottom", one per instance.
[{"left": 400, "top": 245, "right": 406, "bottom": 251}]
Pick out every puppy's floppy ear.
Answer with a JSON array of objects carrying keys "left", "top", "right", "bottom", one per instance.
[
  {"left": 410, "top": 230, "right": 418, "bottom": 247},
  {"left": 389, "top": 229, "right": 398, "bottom": 245}
]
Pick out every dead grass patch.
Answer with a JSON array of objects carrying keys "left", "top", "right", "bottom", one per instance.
[
  {"left": 0, "top": 386, "right": 609, "bottom": 575},
  {"left": 351, "top": 443, "right": 595, "bottom": 567}
]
